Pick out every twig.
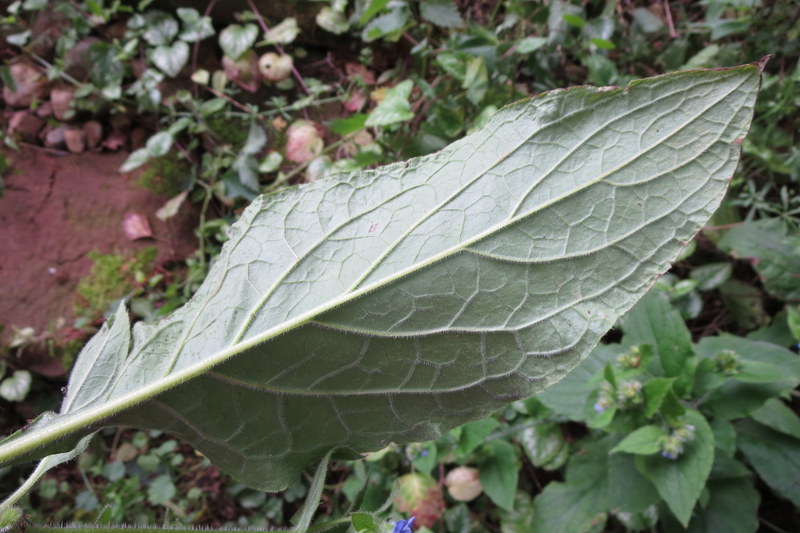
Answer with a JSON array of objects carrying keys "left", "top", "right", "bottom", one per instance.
[
  {"left": 246, "top": 0, "right": 312, "bottom": 97},
  {"left": 662, "top": 0, "right": 679, "bottom": 38}
]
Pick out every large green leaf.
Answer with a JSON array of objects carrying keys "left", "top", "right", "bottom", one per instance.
[{"left": 0, "top": 66, "right": 759, "bottom": 493}]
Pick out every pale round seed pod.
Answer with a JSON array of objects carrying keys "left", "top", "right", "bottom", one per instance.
[
  {"left": 258, "top": 52, "right": 293, "bottom": 82},
  {"left": 445, "top": 466, "right": 483, "bottom": 502}
]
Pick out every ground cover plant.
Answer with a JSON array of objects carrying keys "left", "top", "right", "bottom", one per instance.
[{"left": 0, "top": 1, "right": 798, "bottom": 532}]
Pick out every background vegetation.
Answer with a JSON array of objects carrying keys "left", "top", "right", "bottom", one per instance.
[{"left": 0, "top": 0, "right": 798, "bottom": 531}]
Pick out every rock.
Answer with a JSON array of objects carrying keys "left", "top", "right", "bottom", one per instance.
[
  {"left": 42, "top": 125, "right": 66, "bottom": 149},
  {"left": 50, "top": 87, "right": 75, "bottom": 121},
  {"left": 36, "top": 101, "right": 53, "bottom": 118},
  {"left": 83, "top": 121, "right": 103, "bottom": 149},
  {"left": 8, "top": 111, "right": 44, "bottom": 143},
  {"left": 2, "top": 62, "right": 48, "bottom": 108},
  {"left": 64, "top": 128, "right": 86, "bottom": 154}
]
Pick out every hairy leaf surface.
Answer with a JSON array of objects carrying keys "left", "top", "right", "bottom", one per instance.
[{"left": 0, "top": 66, "right": 759, "bottom": 491}]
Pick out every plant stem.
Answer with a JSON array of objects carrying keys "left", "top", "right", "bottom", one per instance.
[{"left": 246, "top": 0, "right": 312, "bottom": 97}]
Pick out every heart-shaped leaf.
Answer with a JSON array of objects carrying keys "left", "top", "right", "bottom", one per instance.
[
  {"left": 0, "top": 66, "right": 759, "bottom": 494},
  {"left": 219, "top": 23, "right": 258, "bottom": 61},
  {"left": 151, "top": 41, "right": 189, "bottom": 78}
]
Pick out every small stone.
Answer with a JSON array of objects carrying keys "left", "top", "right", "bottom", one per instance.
[
  {"left": 50, "top": 87, "right": 74, "bottom": 121},
  {"left": 2, "top": 62, "right": 48, "bottom": 108},
  {"left": 43, "top": 125, "right": 66, "bottom": 149},
  {"left": 83, "top": 121, "right": 103, "bottom": 149},
  {"left": 8, "top": 111, "right": 44, "bottom": 143},
  {"left": 64, "top": 128, "right": 86, "bottom": 154},
  {"left": 35, "top": 101, "right": 52, "bottom": 118}
]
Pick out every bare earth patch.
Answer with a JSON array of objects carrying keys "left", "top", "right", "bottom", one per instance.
[{"left": 0, "top": 147, "right": 198, "bottom": 344}]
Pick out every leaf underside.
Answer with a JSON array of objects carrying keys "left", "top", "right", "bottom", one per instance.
[{"left": 0, "top": 65, "right": 759, "bottom": 491}]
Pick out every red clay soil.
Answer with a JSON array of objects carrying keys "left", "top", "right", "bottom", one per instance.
[{"left": 0, "top": 147, "right": 198, "bottom": 345}]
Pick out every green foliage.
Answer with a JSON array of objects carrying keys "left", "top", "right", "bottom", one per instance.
[
  {"left": 1, "top": 0, "right": 799, "bottom": 531},
  {"left": 74, "top": 248, "right": 157, "bottom": 321}
]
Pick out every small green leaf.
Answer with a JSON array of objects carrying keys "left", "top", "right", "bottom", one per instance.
[
  {"left": 151, "top": 40, "right": 189, "bottom": 78},
  {"left": 142, "top": 10, "right": 179, "bottom": 46},
  {"left": 316, "top": 8, "right": 350, "bottom": 35},
  {"left": 259, "top": 152, "right": 284, "bottom": 173},
  {"left": 749, "top": 398, "right": 800, "bottom": 439},
  {"left": 0, "top": 371, "right": 31, "bottom": 402},
  {"left": 608, "top": 452, "right": 660, "bottom": 513},
  {"left": 662, "top": 477, "right": 759, "bottom": 533},
  {"left": 497, "top": 492, "right": 535, "bottom": 533},
  {"left": 145, "top": 132, "right": 174, "bottom": 158},
  {"left": 562, "top": 13, "right": 585, "bottom": 28},
  {"left": 365, "top": 80, "right": 414, "bottom": 126},
  {"left": 455, "top": 418, "right": 498, "bottom": 458},
  {"left": 420, "top": 0, "right": 464, "bottom": 29},
  {"left": 330, "top": 113, "right": 368, "bottom": 135},
  {"left": 219, "top": 23, "right": 259, "bottom": 60},
  {"left": 736, "top": 419, "right": 800, "bottom": 506},
  {"left": 623, "top": 292, "right": 693, "bottom": 385},
  {"left": 351, "top": 512, "right": 377, "bottom": 532},
  {"left": 264, "top": 17, "right": 300, "bottom": 44},
  {"left": 177, "top": 7, "right": 214, "bottom": 42},
  {"left": 632, "top": 7, "right": 664, "bottom": 33},
  {"left": 463, "top": 56, "right": 488, "bottom": 105},
  {"left": 611, "top": 425, "right": 666, "bottom": 455},
  {"left": 515, "top": 36, "right": 547, "bottom": 54},
  {"left": 690, "top": 262, "right": 732, "bottom": 291},
  {"left": 119, "top": 148, "right": 151, "bottom": 173},
  {"left": 242, "top": 123, "right": 267, "bottom": 155},
  {"left": 478, "top": 440, "right": 520, "bottom": 511},
  {"left": 590, "top": 38, "right": 615, "bottom": 50},
  {"left": 359, "top": 0, "right": 391, "bottom": 25},
  {"left": 147, "top": 474, "right": 176, "bottom": 505},
  {"left": 710, "top": 418, "right": 736, "bottom": 457},
  {"left": 636, "top": 410, "right": 714, "bottom": 527},
  {"left": 643, "top": 378, "right": 675, "bottom": 418},
  {"left": 519, "top": 422, "right": 566, "bottom": 467}
]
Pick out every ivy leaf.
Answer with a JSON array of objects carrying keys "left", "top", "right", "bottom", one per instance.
[
  {"left": 365, "top": 80, "right": 414, "bottom": 126},
  {"left": 219, "top": 23, "right": 258, "bottom": 61},
  {"left": 151, "top": 41, "right": 190, "bottom": 78},
  {"left": 0, "top": 66, "right": 759, "bottom": 495},
  {"left": 177, "top": 8, "right": 215, "bottom": 42}
]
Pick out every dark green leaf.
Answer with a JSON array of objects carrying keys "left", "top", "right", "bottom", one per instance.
[
  {"left": 478, "top": 440, "right": 519, "bottom": 510},
  {"left": 623, "top": 292, "right": 694, "bottom": 388},
  {"left": 636, "top": 410, "right": 714, "bottom": 527},
  {"left": 643, "top": 378, "right": 675, "bottom": 417},
  {"left": 749, "top": 398, "right": 800, "bottom": 439},
  {"left": 420, "top": 0, "right": 464, "bottom": 29},
  {"left": 330, "top": 114, "right": 368, "bottom": 135},
  {"left": 737, "top": 418, "right": 800, "bottom": 506},
  {"left": 611, "top": 425, "right": 667, "bottom": 455},
  {"left": 719, "top": 218, "right": 800, "bottom": 301},
  {"left": 608, "top": 452, "right": 660, "bottom": 513}
]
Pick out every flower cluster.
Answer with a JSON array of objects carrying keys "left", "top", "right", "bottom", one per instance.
[
  {"left": 660, "top": 420, "right": 697, "bottom": 460},
  {"left": 616, "top": 379, "right": 643, "bottom": 407},
  {"left": 616, "top": 346, "right": 643, "bottom": 369},
  {"left": 714, "top": 349, "right": 743, "bottom": 375},
  {"left": 594, "top": 381, "right": 616, "bottom": 413}
]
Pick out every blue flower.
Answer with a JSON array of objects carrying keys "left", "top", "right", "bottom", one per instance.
[{"left": 393, "top": 516, "right": 416, "bottom": 533}]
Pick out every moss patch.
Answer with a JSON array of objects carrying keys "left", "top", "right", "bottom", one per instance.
[{"left": 74, "top": 248, "right": 157, "bottom": 319}]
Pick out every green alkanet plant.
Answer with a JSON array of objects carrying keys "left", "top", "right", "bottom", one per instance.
[{"left": 0, "top": 65, "right": 760, "bottom": 522}]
